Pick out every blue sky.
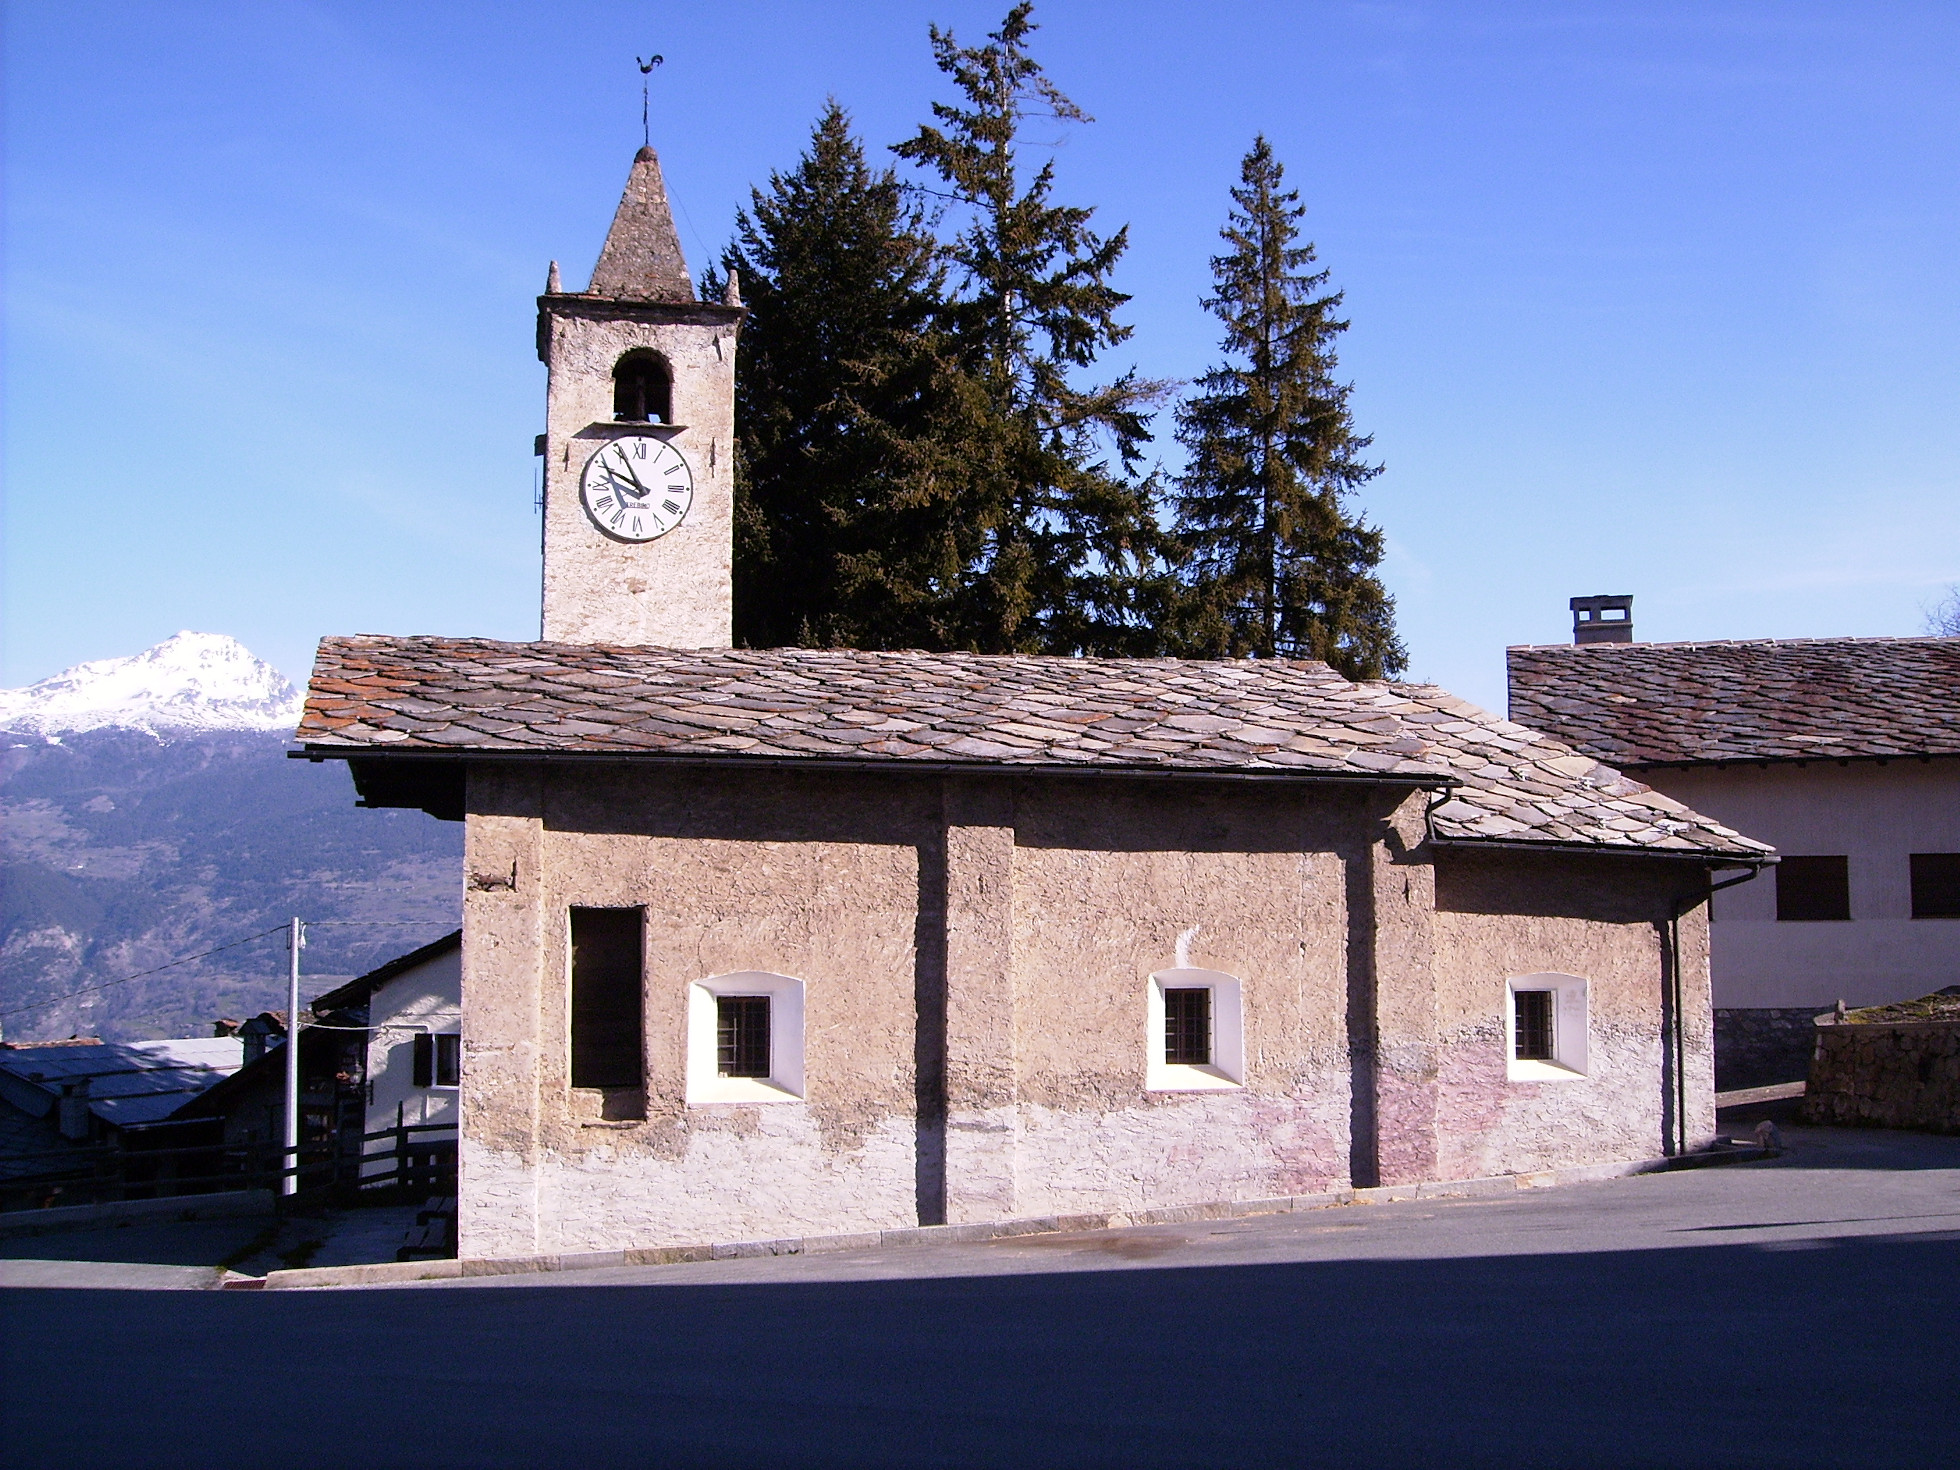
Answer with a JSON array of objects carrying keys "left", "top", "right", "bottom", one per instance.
[{"left": 6, "top": 0, "right": 1956, "bottom": 713}]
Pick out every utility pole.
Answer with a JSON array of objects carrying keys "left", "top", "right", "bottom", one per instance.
[{"left": 283, "top": 917, "right": 304, "bottom": 1197}]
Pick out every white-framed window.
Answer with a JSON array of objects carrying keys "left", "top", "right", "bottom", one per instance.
[
  {"left": 685, "top": 972, "right": 805, "bottom": 1105},
  {"left": 1145, "top": 968, "right": 1245, "bottom": 1092},
  {"left": 1506, "top": 973, "right": 1589, "bottom": 1082},
  {"left": 411, "top": 1032, "right": 462, "bottom": 1089}
]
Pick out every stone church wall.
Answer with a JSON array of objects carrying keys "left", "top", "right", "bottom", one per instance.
[
  {"left": 454, "top": 763, "right": 1712, "bottom": 1258},
  {"left": 460, "top": 763, "right": 936, "bottom": 1257},
  {"left": 1429, "top": 850, "right": 1716, "bottom": 1181},
  {"left": 1004, "top": 783, "right": 1357, "bottom": 1213}
]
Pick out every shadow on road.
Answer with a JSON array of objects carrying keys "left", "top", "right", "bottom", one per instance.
[{"left": 6, "top": 1228, "right": 1957, "bottom": 1469}]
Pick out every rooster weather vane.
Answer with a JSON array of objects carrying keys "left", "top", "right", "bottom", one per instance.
[{"left": 637, "top": 54, "right": 664, "bottom": 148}]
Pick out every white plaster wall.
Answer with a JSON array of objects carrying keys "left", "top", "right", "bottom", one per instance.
[
  {"left": 533, "top": 1112, "right": 919, "bottom": 1254},
  {"left": 364, "top": 945, "right": 463, "bottom": 1142},
  {"left": 1010, "top": 1085, "right": 1352, "bottom": 1216},
  {"left": 1436, "top": 1025, "right": 1670, "bottom": 1179},
  {"left": 490, "top": 768, "right": 933, "bottom": 1256},
  {"left": 1650, "top": 762, "right": 1960, "bottom": 1008}
]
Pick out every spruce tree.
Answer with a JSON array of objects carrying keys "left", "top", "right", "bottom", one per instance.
[
  {"left": 713, "top": 102, "right": 975, "bottom": 649},
  {"left": 1172, "top": 137, "right": 1405, "bottom": 679},
  {"left": 894, "top": 3, "right": 1168, "bottom": 655}
]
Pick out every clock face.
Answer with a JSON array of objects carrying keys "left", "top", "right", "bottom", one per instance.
[{"left": 579, "top": 436, "right": 694, "bottom": 542}]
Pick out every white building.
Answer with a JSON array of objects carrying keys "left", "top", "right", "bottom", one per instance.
[
  {"left": 1510, "top": 624, "right": 1960, "bottom": 1086},
  {"left": 311, "top": 931, "right": 461, "bottom": 1158}
]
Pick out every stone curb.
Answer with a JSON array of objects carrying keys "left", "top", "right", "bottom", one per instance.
[{"left": 251, "top": 1153, "right": 1737, "bottom": 1291}]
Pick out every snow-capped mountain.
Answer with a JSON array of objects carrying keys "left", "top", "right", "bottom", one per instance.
[{"left": 0, "top": 632, "right": 306, "bottom": 737}]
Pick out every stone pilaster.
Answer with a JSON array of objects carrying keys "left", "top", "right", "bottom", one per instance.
[
  {"left": 1355, "top": 792, "right": 1442, "bottom": 1188},
  {"left": 457, "top": 764, "right": 546, "bottom": 1258},
  {"left": 939, "top": 778, "right": 1018, "bottom": 1224},
  {"left": 1674, "top": 896, "right": 1718, "bottom": 1151}
]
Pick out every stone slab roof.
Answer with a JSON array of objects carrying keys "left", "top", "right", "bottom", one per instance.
[
  {"left": 298, "top": 636, "right": 1771, "bottom": 859},
  {"left": 1507, "top": 636, "right": 1960, "bottom": 765},
  {"left": 586, "top": 145, "right": 693, "bottom": 303}
]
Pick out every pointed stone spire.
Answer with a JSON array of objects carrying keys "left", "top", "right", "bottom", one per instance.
[
  {"left": 546, "top": 260, "right": 561, "bottom": 293},
  {"left": 587, "top": 145, "right": 694, "bottom": 302},
  {"left": 722, "top": 267, "right": 742, "bottom": 308}
]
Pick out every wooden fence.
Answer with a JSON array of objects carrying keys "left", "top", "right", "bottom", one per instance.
[{"left": 0, "top": 1120, "right": 457, "bottom": 1215}]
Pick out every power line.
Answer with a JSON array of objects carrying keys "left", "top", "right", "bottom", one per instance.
[
  {"left": 0, "top": 926, "right": 287, "bottom": 1022},
  {"left": 303, "top": 920, "right": 456, "bottom": 927},
  {"left": 0, "top": 920, "right": 455, "bottom": 1023}
]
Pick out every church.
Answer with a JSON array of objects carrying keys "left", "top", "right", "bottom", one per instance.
[{"left": 297, "top": 145, "right": 1772, "bottom": 1259}]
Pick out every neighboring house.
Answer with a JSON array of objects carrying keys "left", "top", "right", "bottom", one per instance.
[
  {"left": 1510, "top": 612, "right": 1960, "bottom": 1087},
  {"left": 172, "top": 999, "right": 367, "bottom": 1165},
  {"left": 0, "top": 1037, "right": 242, "bottom": 1183},
  {"left": 169, "top": 936, "right": 460, "bottom": 1191},
  {"left": 291, "top": 143, "right": 1773, "bottom": 1262},
  {"left": 310, "top": 931, "right": 462, "bottom": 1161}
]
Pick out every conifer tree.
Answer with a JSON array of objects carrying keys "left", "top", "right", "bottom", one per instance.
[
  {"left": 894, "top": 3, "right": 1168, "bottom": 655},
  {"left": 1172, "top": 137, "right": 1405, "bottom": 678},
  {"left": 713, "top": 103, "right": 975, "bottom": 649}
]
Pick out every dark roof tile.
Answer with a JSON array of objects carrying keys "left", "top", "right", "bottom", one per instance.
[{"left": 1508, "top": 637, "right": 1960, "bottom": 764}]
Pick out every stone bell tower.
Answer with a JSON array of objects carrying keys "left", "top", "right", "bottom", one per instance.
[{"left": 538, "top": 145, "right": 743, "bottom": 646}]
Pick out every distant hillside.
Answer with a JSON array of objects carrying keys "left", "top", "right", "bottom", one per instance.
[{"left": 1, "top": 636, "right": 460, "bottom": 1041}]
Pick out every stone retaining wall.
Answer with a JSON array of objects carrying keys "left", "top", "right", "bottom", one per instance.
[
  {"left": 1714, "top": 1008, "right": 1824, "bottom": 1091},
  {"left": 1803, "top": 1020, "right": 1960, "bottom": 1132}
]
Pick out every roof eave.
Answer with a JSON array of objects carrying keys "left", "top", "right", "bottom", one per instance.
[
  {"left": 1610, "top": 750, "right": 1960, "bottom": 771},
  {"left": 1426, "top": 833, "right": 1776, "bottom": 866},
  {"left": 290, "top": 742, "right": 1457, "bottom": 788}
]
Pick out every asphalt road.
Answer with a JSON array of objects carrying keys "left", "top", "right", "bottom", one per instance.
[{"left": 6, "top": 1123, "right": 1959, "bottom": 1469}]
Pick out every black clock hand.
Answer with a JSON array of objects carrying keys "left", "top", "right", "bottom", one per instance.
[
  {"left": 614, "top": 450, "right": 658, "bottom": 498},
  {"left": 606, "top": 462, "right": 649, "bottom": 500}
]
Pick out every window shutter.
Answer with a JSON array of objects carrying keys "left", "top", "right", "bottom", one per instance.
[{"left": 413, "top": 1032, "right": 434, "bottom": 1088}]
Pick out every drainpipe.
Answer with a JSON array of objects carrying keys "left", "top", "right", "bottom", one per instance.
[{"left": 1662, "top": 865, "right": 1769, "bottom": 1154}]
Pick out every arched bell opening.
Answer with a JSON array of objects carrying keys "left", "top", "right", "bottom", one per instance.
[{"left": 613, "top": 350, "right": 673, "bottom": 424}]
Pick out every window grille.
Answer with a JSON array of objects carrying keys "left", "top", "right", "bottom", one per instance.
[
  {"left": 1514, "top": 990, "right": 1555, "bottom": 1061},
  {"left": 717, "top": 996, "right": 771, "bottom": 1078},
  {"left": 1163, "top": 986, "right": 1212, "bottom": 1066}
]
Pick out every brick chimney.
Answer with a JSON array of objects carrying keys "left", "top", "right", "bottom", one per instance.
[{"left": 1570, "top": 595, "right": 1633, "bottom": 644}]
